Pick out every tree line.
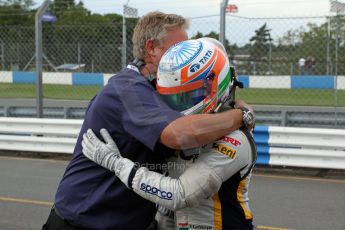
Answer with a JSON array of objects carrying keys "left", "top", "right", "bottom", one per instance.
[{"left": 0, "top": 0, "right": 344, "bottom": 75}]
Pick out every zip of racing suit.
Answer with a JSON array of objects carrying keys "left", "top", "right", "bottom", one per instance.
[{"left": 82, "top": 127, "right": 257, "bottom": 229}]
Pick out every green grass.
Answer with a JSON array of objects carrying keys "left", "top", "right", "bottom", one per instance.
[
  {"left": 0, "top": 83, "right": 101, "bottom": 100},
  {"left": 237, "top": 88, "right": 345, "bottom": 107},
  {"left": 1, "top": 83, "right": 344, "bottom": 106}
]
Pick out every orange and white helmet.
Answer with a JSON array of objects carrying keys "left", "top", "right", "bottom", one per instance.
[{"left": 157, "top": 38, "right": 233, "bottom": 115}]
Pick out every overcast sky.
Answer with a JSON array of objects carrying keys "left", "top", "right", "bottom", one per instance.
[
  {"left": 33, "top": 0, "right": 340, "bottom": 46},
  {"left": 33, "top": 0, "right": 335, "bottom": 18}
]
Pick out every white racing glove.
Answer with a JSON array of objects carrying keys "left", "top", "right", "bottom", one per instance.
[{"left": 82, "top": 128, "right": 135, "bottom": 188}]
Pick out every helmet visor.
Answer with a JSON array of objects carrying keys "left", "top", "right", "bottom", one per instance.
[{"left": 161, "top": 74, "right": 214, "bottom": 112}]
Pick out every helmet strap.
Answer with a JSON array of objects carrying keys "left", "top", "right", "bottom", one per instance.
[{"left": 132, "top": 58, "right": 146, "bottom": 70}]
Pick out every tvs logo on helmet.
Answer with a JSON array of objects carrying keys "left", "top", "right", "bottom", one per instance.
[{"left": 190, "top": 63, "right": 201, "bottom": 72}]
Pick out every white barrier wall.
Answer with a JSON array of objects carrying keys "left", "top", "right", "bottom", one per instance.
[
  {"left": 1, "top": 72, "right": 345, "bottom": 89},
  {"left": 0, "top": 71, "right": 13, "bottom": 83},
  {"left": 103, "top": 73, "right": 115, "bottom": 85},
  {"left": 250, "top": 75, "right": 291, "bottom": 89},
  {"left": 337, "top": 76, "right": 345, "bottom": 90},
  {"left": 43, "top": 72, "right": 73, "bottom": 85}
]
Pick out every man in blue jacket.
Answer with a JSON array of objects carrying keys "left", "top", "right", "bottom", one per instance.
[{"left": 42, "top": 11, "right": 252, "bottom": 230}]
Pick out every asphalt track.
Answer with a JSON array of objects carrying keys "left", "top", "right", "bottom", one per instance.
[{"left": 1, "top": 156, "right": 345, "bottom": 230}]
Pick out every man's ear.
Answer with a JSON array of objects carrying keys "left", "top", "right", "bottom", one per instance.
[{"left": 146, "top": 39, "right": 155, "bottom": 57}]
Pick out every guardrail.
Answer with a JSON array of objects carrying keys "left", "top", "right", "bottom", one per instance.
[
  {"left": 0, "top": 117, "right": 344, "bottom": 170},
  {"left": 0, "top": 117, "right": 82, "bottom": 153},
  {"left": 1, "top": 100, "right": 345, "bottom": 129},
  {"left": 254, "top": 126, "right": 345, "bottom": 170}
]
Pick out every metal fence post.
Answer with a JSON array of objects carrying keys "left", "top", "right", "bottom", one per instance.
[
  {"left": 0, "top": 39, "right": 4, "bottom": 70},
  {"left": 219, "top": 0, "right": 228, "bottom": 45},
  {"left": 78, "top": 42, "right": 81, "bottom": 67},
  {"left": 121, "top": 2, "right": 129, "bottom": 69},
  {"left": 333, "top": 0, "right": 343, "bottom": 126},
  {"left": 35, "top": 0, "right": 51, "bottom": 118},
  {"left": 122, "top": 2, "right": 137, "bottom": 69},
  {"left": 327, "top": 16, "right": 331, "bottom": 75},
  {"left": 334, "top": 13, "right": 339, "bottom": 126}
]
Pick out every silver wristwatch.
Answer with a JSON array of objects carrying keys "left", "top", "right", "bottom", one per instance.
[{"left": 239, "top": 107, "right": 255, "bottom": 127}]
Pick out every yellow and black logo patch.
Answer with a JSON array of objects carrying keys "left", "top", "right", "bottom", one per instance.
[{"left": 212, "top": 143, "right": 237, "bottom": 159}]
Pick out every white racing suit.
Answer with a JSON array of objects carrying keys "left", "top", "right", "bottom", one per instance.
[{"left": 126, "top": 129, "right": 256, "bottom": 230}]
